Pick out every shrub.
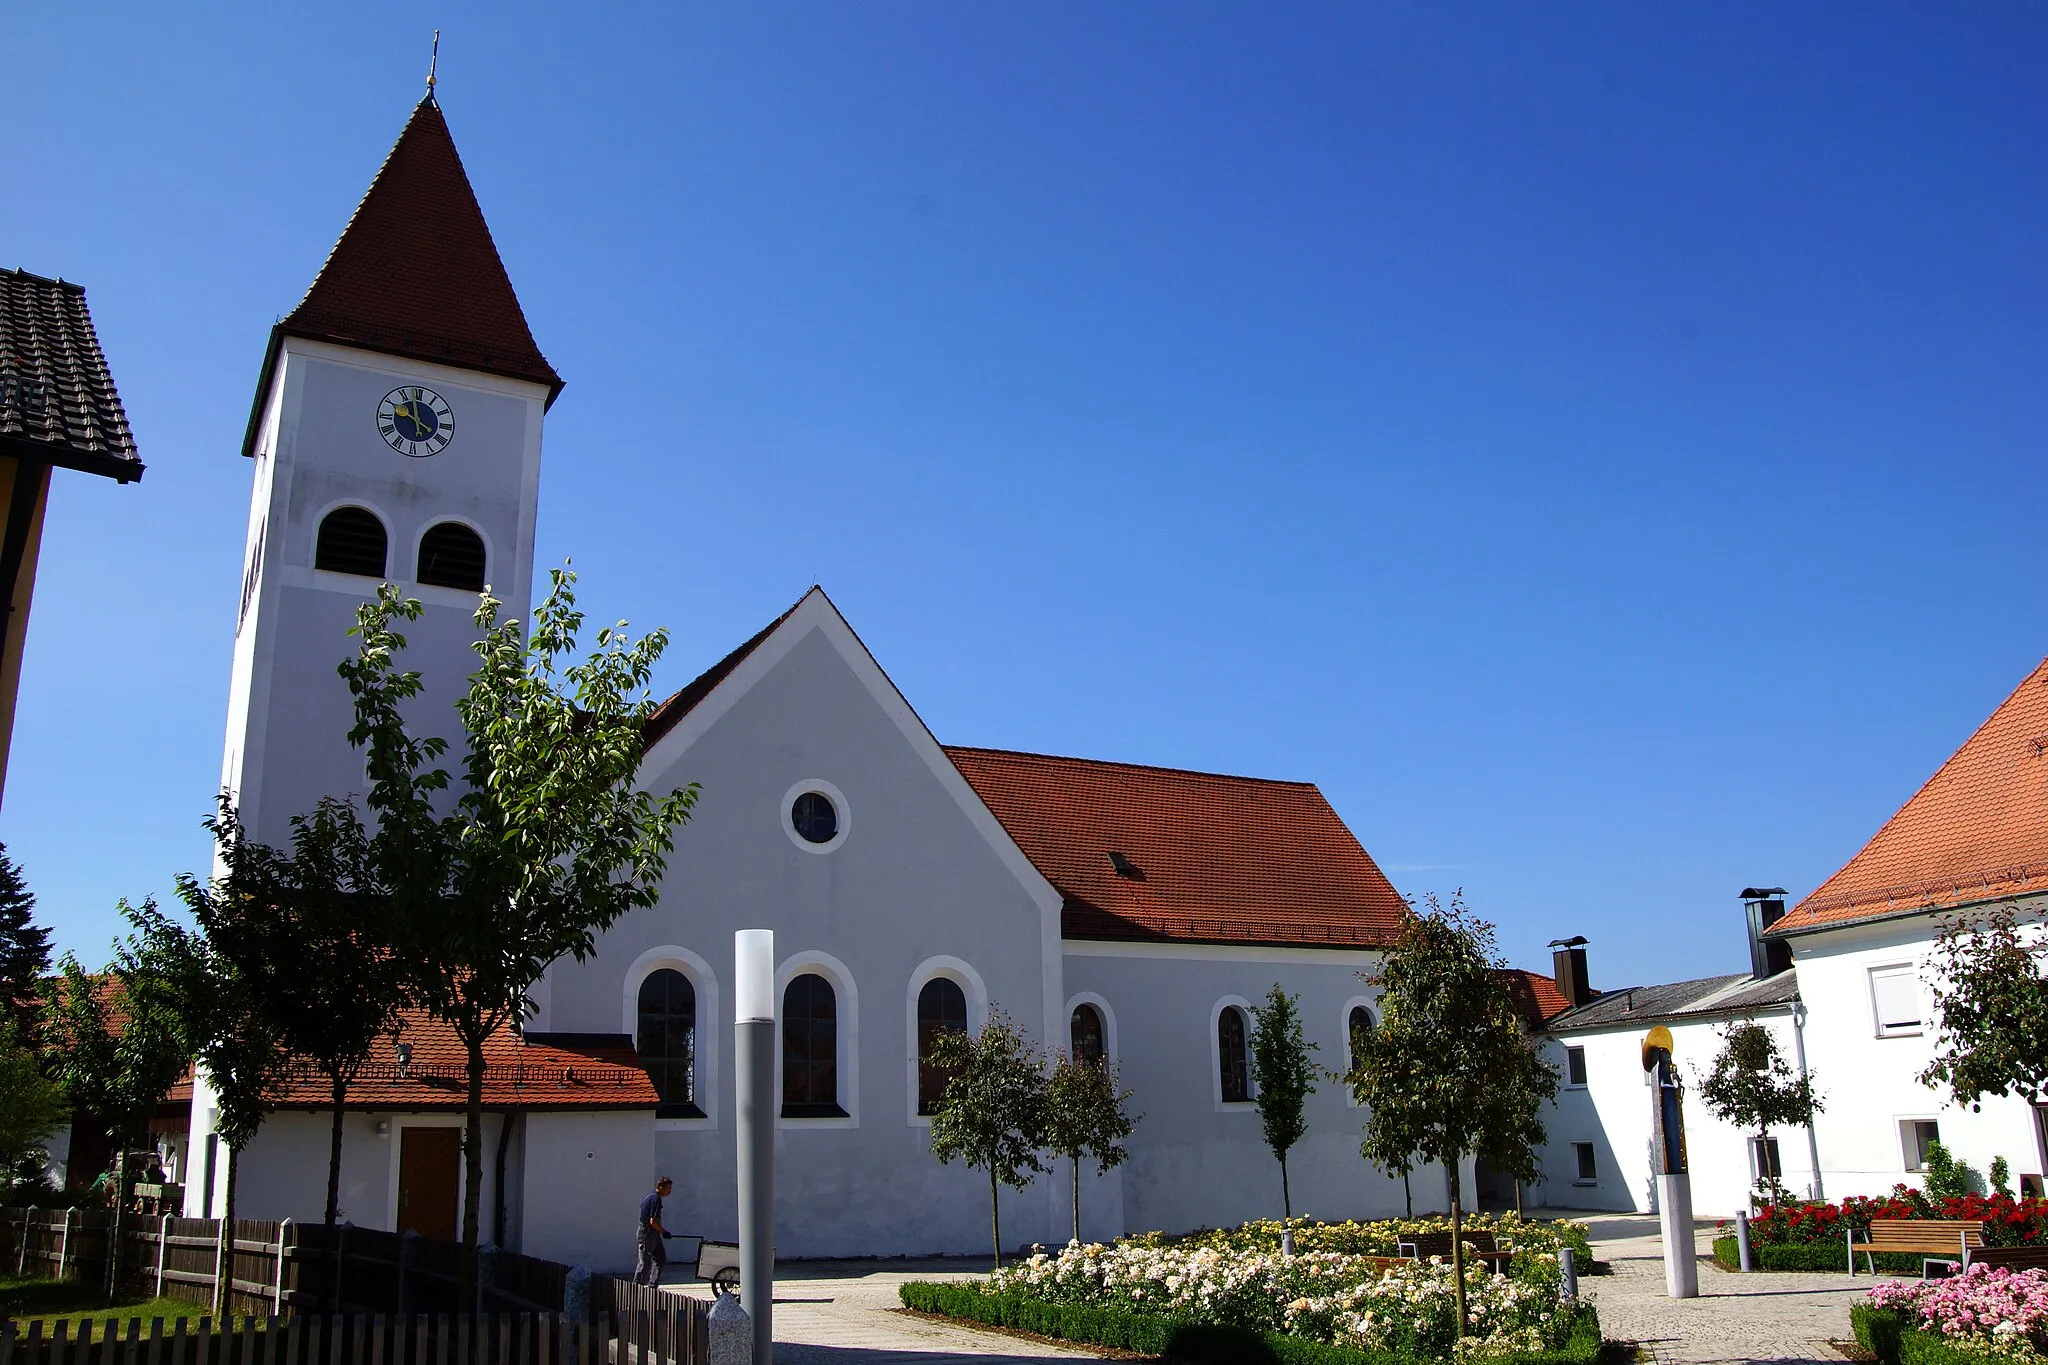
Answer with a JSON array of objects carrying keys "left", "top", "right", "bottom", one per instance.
[
  {"left": 1862, "top": 1265, "right": 2048, "bottom": 1362},
  {"left": 1139, "top": 1213, "right": 1594, "bottom": 1267},
  {"left": 1711, "top": 1236, "right": 1932, "bottom": 1275}
]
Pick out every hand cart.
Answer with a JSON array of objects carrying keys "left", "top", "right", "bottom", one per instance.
[{"left": 671, "top": 1236, "right": 741, "bottom": 1294}]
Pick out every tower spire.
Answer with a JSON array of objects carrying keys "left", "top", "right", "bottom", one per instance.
[{"left": 425, "top": 29, "right": 440, "bottom": 102}]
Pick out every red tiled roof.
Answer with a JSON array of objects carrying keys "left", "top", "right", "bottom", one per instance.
[
  {"left": 1498, "top": 969, "right": 1572, "bottom": 1029},
  {"left": 946, "top": 746, "right": 1408, "bottom": 948},
  {"left": 1775, "top": 657, "right": 2048, "bottom": 935},
  {"left": 277, "top": 97, "right": 560, "bottom": 400},
  {"left": 265, "top": 1010, "right": 656, "bottom": 1111}
]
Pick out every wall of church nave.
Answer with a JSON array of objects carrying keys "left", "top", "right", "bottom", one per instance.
[
  {"left": 1121, "top": 1131, "right": 1423, "bottom": 1236},
  {"left": 650, "top": 1123, "right": 1057, "bottom": 1259},
  {"left": 520, "top": 1111, "right": 653, "bottom": 1273}
]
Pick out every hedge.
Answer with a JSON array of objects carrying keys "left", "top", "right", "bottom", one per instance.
[
  {"left": 1710, "top": 1236, "right": 1936, "bottom": 1275},
  {"left": 897, "top": 1279, "right": 1604, "bottom": 1365},
  {"left": 1851, "top": 1305, "right": 2009, "bottom": 1365}
]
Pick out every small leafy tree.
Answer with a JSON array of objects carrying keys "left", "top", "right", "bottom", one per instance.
[
  {"left": 1349, "top": 893, "right": 1559, "bottom": 1336},
  {"left": 1694, "top": 1018, "right": 1821, "bottom": 1207},
  {"left": 0, "top": 1019, "right": 67, "bottom": 1186},
  {"left": 1248, "top": 983, "right": 1317, "bottom": 1225},
  {"left": 0, "top": 845, "right": 52, "bottom": 1051},
  {"left": 1921, "top": 1140, "right": 1978, "bottom": 1201},
  {"left": 1042, "top": 1050, "right": 1137, "bottom": 1244},
  {"left": 47, "top": 941, "right": 189, "bottom": 1167},
  {"left": 926, "top": 1008, "right": 1047, "bottom": 1267},
  {"left": 341, "top": 572, "right": 699, "bottom": 1302},
  {"left": 1921, "top": 903, "right": 2048, "bottom": 1109},
  {"left": 1992, "top": 1156, "right": 2014, "bottom": 1198}
]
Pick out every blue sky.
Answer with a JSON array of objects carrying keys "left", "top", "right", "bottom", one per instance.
[{"left": 4, "top": 4, "right": 2044, "bottom": 989}]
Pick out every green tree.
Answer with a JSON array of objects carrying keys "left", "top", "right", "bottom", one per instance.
[
  {"left": 1693, "top": 1018, "right": 1821, "bottom": 1207},
  {"left": 1042, "top": 1050, "right": 1137, "bottom": 1244},
  {"left": 47, "top": 942, "right": 189, "bottom": 1166},
  {"left": 1248, "top": 983, "right": 1318, "bottom": 1225},
  {"left": 123, "top": 896, "right": 292, "bottom": 1318},
  {"left": 1920, "top": 903, "right": 2048, "bottom": 1109},
  {"left": 0, "top": 1019, "right": 68, "bottom": 1189},
  {"left": 1349, "top": 893, "right": 1559, "bottom": 1337},
  {"left": 926, "top": 1008, "right": 1048, "bottom": 1267},
  {"left": 341, "top": 572, "right": 699, "bottom": 1302},
  {"left": 0, "top": 844, "right": 52, "bottom": 1050}
]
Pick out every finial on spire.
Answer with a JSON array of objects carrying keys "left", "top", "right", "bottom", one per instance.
[{"left": 425, "top": 29, "right": 441, "bottom": 102}]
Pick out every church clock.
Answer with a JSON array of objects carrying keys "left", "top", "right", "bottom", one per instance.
[{"left": 377, "top": 385, "right": 455, "bottom": 457}]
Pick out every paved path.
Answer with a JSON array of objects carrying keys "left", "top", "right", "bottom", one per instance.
[{"left": 1585, "top": 1214, "right": 1869, "bottom": 1364}]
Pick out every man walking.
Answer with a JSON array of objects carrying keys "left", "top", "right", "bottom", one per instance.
[{"left": 636, "top": 1177, "right": 673, "bottom": 1287}]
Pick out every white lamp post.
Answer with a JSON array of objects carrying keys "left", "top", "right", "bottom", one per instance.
[{"left": 735, "top": 930, "right": 776, "bottom": 1362}]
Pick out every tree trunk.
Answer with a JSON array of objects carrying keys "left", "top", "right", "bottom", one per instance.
[
  {"left": 1070, "top": 1152, "right": 1082, "bottom": 1246},
  {"left": 460, "top": 1038, "right": 487, "bottom": 1309},
  {"left": 213, "top": 1144, "right": 239, "bottom": 1320},
  {"left": 1280, "top": 1153, "right": 1292, "bottom": 1223},
  {"left": 989, "top": 1161, "right": 1003, "bottom": 1269},
  {"left": 325, "top": 1071, "right": 347, "bottom": 1229},
  {"left": 1448, "top": 1156, "right": 1467, "bottom": 1339}
]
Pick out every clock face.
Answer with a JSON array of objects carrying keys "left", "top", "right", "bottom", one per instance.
[{"left": 377, "top": 386, "right": 455, "bottom": 458}]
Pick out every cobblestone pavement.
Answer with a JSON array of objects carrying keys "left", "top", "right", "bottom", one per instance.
[{"left": 1585, "top": 1214, "right": 1869, "bottom": 1364}]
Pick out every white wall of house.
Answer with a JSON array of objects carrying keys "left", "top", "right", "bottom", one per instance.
[
  {"left": 521, "top": 1111, "right": 653, "bottom": 1274},
  {"left": 1789, "top": 909, "right": 2047, "bottom": 1200}
]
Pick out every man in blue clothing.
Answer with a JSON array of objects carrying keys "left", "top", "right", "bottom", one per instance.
[{"left": 635, "top": 1177, "right": 673, "bottom": 1287}]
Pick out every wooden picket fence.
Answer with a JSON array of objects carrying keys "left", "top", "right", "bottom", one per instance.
[{"left": 0, "top": 1302, "right": 709, "bottom": 1365}]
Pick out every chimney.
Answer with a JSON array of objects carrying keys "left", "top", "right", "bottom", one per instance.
[
  {"left": 1549, "top": 936, "right": 1592, "bottom": 1008},
  {"left": 1742, "top": 887, "right": 1792, "bottom": 978}
]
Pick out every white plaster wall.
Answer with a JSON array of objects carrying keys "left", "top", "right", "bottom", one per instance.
[
  {"left": 1791, "top": 912, "right": 2046, "bottom": 1200},
  {"left": 521, "top": 1111, "right": 656, "bottom": 1273},
  {"left": 540, "top": 606, "right": 1064, "bottom": 1258},
  {"left": 1065, "top": 943, "right": 1427, "bottom": 1237},
  {"left": 219, "top": 1111, "right": 509, "bottom": 1237},
  {"left": 1533, "top": 1009, "right": 1818, "bottom": 1217}
]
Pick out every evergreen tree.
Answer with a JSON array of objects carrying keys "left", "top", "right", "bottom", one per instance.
[
  {"left": 1248, "top": 983, "right": 1318, "bottom": 1225},
  {"left": 0, "top": 844, "right": 52, "bottom": 1049},
  {"left": 1043, "top": 1049, "right": 1137, "bottom": 1244},
  {"left": 926, "top": 1008, "right": 1048, "bottom": 1267}
]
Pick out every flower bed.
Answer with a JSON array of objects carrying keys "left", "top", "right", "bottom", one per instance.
[
  {"left": 1133, "top": 1213, "right": 1595, "bottom": 1267},
  {"left": 1743, "top": 1190, "right": 2048, "bottom": 1249},
  {"left": 950, "top": 1236, "right": 1589, "bottom": 1361},
  {"left": 1852, "top": 1266, "right": 2048, "bottom": 1363}
]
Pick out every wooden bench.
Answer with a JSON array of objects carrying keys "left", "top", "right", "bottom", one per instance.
[
  {"left": 1399, "top": 1229, "right": 1516, "bottom": 1274},
  {"left": 1847, "top": 1219, "right": 1983, "bottom": 1276},
  {"left": 1969, "top": 1245, "right": 2048, "bottom": 1272}
]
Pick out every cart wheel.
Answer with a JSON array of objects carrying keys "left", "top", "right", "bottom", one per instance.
[{"left": 712, "top": 1267, "right": 741, "bottom": 1296}]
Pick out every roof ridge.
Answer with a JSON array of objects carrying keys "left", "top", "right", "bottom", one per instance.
[
  {"left": 944, "top": 744, "right": 1319, "bottom": 790},
  {"left": 642, "top": 590, "right": 814, "bottom": 749}
]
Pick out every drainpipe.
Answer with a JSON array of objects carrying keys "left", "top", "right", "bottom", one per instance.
[{"left": 1789, "top": 999, "right": 1824, "bottom": 1201}]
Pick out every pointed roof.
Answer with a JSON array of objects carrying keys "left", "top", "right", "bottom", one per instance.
[
  {"left": 243, "top": 98, "right": 560, "bottom": 454},
  {"left": 1773, "top": 657, "right": 2048, "bottom": 936}
]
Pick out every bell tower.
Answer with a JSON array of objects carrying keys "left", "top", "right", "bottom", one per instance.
[{"left": 222, "top": 94, "right": 562, "bottom": 848}]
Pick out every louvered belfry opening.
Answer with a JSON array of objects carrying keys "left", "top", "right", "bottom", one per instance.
[
  {"left": 417, "top": 521, "right": 486, "bottom": 591},
  {"left": 314, "top": 506, "right": 388, "bottom": 578}
]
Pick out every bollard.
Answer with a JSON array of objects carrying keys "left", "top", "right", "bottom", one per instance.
[
  {"left": 1280, "top": 1227, "right": 1295, "bottom": 1258},
  {"left": 1559, "top": 1246, "right": 1579, "bottom": 1302},
  {"left": 707, "top": 1293, "right": 752, "bottom": 1365},
  {"left": 1736, "top": 1211, "right": 1754, "bottom": 1273}
]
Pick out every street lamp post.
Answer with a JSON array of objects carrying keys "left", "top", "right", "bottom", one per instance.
[{"left": 735, "top": 930, "right": 776, "bottom": 1363}]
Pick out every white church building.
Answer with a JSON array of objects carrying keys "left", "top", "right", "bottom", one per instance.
[{"left": 184, "top": 94, "right": 1459, "bottom": 1268}]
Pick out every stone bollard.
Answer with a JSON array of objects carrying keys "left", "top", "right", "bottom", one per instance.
[
  {"left": 707, "top": 1292, "right": 752, "bottom": 1365},
  {"left": 1280, "top": 1227, "right": 1295, "bottom": 1258},
  {"left": 1735, "top": 1211, "right": 1754, "bottom": 1273},
  {"left": 1559, "top": 1247, "right": 1579, "bottom": 1302}
]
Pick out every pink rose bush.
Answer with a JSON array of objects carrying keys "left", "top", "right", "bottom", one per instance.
[{"left": 1866, "top": 1265, "right": 2048, "bottom": 1360}]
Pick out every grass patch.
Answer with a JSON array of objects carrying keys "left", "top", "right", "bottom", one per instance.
[{"left": 1, "top": 1277, "right": 226, "bottom": 1328}]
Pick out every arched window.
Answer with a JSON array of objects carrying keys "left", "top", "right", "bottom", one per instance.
[
  {"left": 315, "top": 507, "right": 387, "bottom": 578},
  {"left": 1071, "top": 1004, "right": 1106, "bottom": 1067},
  {"left": 637, "top": 970, "right": 700, "bottom": 1117},
  {"left": 1348, "top": 1005, "right": 1375, "bottom": 1075},
  {"left": 916, "top": 977, "right": 968, "bottom": 1115},
  {"left": 783, "top": 973, "right": 844, "bottom": 1117},
  {"left": 417, "top": 521, "right": 486, "bottom": 591},
  {"left": 1218, "top": 1005, "right": 1250, "bottom": 1103}
]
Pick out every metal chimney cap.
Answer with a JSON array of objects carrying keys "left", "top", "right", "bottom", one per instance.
[
  {"left": 1548, "top": 935, "right": 1588, "bottom": 948},
  {"left": 1739, "top": 887, "right": 1787, "bottom": 900}
]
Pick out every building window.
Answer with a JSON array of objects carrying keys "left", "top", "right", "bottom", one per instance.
[
  {"left": 1218, "top": 1005, "right": 1250, "bottom": 1103},
  {"left": 791, "top": 791, "right": 837, "bottom": 844},
  {"left": 1071, "top": 1004, "right": 1106, "bottom": 1066},
  {"left": 783, "top": 972, "right": 845, "bottom": 1118},
  {"left": 1870, "top": 964, "right": 1924, "bottom": 1037},
  {"left": 1573, "top": 1142, "right": 1598, "bottom": 1183},
  {"left": 315, "top": 506, "right": 387, "bottom": 578},
  {"left": 916, "top": 977, "right": 968, "bottom": 1115},
  {"left": 1753, "top": 1136, "right": 1783, "bottom": 1181},
  {"left": 1348, "top": 1005, "right": 1374, "bottom": 1074},
  {"left": 636, "top": 969, "right": 700, "bottom": 1118},
  {"left": 1566, "top": 1045, "right": 1588, "bottom": 1087},
  {"left": 417, "top": 522, "right": 486, "bottom": 592},
  {"left": 1902, "top": 1119, "right": 1941, "bottom": 1171}
]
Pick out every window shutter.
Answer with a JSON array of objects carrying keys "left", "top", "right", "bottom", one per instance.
[{"left": 1871, "top": 965, "right": 1923, "bottom": 1034}]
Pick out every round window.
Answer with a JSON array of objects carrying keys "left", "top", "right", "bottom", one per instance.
[{"left": 791, "top": 791, "right": 838, "bottom": 844}]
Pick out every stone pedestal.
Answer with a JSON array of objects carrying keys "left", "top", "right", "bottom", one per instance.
[{"left": 1658, "top": 1173, "right": 1698, "bottom": 1298}]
